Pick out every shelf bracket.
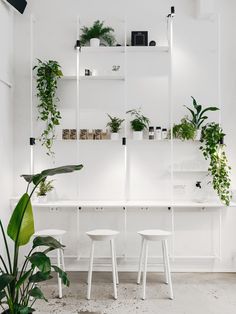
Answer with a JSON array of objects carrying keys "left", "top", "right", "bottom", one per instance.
[
  {"left": 30, "top": 137, "right": 35, "bottom": 146},
  {"left": 122, "top": 137, "right": 126, "bottom": 146}
]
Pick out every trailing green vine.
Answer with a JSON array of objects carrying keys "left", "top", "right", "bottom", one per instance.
[
  {"left": 33, "top": 59, "right": 63, "bottom": 157},
  {"left": 200, "top": 123, "right": 231, "bottom": 206}
]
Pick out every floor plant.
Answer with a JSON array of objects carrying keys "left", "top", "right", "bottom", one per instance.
[{"left": 0, "top": 165, "right": 83, "bottom": 314}]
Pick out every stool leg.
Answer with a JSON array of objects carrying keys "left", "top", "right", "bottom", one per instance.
[
  {"left": 110, "top": 239, "right": 118, "bottom": 300},
  {"left": 114, "top": 248, "right": 119, "bottom": 285},
  {"left": 162, "top": 240, "right": 168, "bottom": 284},
  {"left": 59, "top": 237, "right": 65, "bottom": 272},
  {"left": 137, "top": 237, "right": 144, "bottom": 284},
  {"left": 142, "top": 240, "right": 148, "bottom": 300},
  {"left": 163, "top": 239, "right": 173, "bottom": 300},
  {"left": 57, "top": 248, "right": 63, "bottom": 299},
  {"left": 87, "top": 241, "right": 94, "bottom": 300}
]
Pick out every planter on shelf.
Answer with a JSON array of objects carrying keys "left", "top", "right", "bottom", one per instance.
[
  {"left": 195, "top": 129, "right": 202, "bottom": 141},
  {"left": 133, "top": 131, "right": 143, "bottom": 140},
  {"left": 37, "top": 195, "right": 48, "bottom": 203},
  {"left": 90, "top": 38, "right": 100, "bottom": 47},
  {"left": 110, "top": 132, "right": 119, "bottom": 140}
]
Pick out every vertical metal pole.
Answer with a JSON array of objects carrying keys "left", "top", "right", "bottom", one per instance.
[
  {"left": 76, "top": 16, "right": 80, "bottom": 200},
  {"left": 30, "top": 14, "right": 35, "bottom": 175},
  {"left": 218, "top": 207, "right": 222, "bottom": 260},
  {"left": 217, "top": 14, "right": 222, "bottom": 125}
]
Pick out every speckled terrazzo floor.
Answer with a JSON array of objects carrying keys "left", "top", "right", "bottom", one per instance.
[{"left": 34, "top": 272, "right": 236, "bottom": 314}]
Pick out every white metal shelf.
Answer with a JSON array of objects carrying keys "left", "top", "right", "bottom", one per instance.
[
  {"left": 80, "top": 75, "right": 125, "bottom": 81},
  {"left": 79, "top": 46, "right": 169, "bottom": 53}
]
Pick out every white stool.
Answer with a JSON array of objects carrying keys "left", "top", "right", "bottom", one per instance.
[
  {"left": 86, "top": 229, "right": 119, "bottom": 300},
  {"left": 137, "top": 229, "right": 173, "bottom": 300},
  {"left": 34, "top": 229, "right": 66, "bottom": 299}
]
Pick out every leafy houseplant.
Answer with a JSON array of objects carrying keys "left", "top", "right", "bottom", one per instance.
[
  {"left": 36, "top": 180, "right": 54, "bottom": 203},
  {"left": 126, "top": 109, "right": 149, "bottom": 140},
  {"left": 200, "top": 123, "right": 231, "bottom": 206},
  {"left": 172, "top": 117, "right": 196, "bottom": 141},
  {"left": 80, "top": 20, "right": 115, "bottom": 47},
  {"left": 34, "top": 59, "right": 63, "bottom": 157},
  {"left": 185, "top": 96, "right": 219, "bottom": 140},
  {"left": 0, "top": 165, "right": 83, "bottom": 314},
  {"left": 106, "top": 114, "right": 124, "bottom": 140}
]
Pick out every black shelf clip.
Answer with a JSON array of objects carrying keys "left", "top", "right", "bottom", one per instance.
[
  {"left": 122, "top": 137, "right": 126, "bottom": 146},
  {"left": 30, "top": 137, "right": 35, "bottom": 146}
]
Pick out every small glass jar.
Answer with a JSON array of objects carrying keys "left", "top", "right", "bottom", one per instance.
[
  {"left": 155, "top": 127, "right": 162, "bottom": 140},
  {"left": 149, "top": 126, "right": 155, "bottom": 140}
]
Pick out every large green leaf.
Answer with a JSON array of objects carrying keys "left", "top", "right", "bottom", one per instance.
[
  {"left": 29, "top": 271, "right": 52, "bottom": 283},
  {"left": 0, "top": 291, "right": 6, "bottom": 301},
  {"left": 7, "top": 194, "right": 35, "bottom": 246},
  {"left": 29, "top": 287, "right": 47, "bottom": 302},
  {"left": 0, "top": 274, "right": 14, "bottom": 291},
  {"left": 16, "top": 270, "right": 32, "bottom": 289},
  {"left": 28, "top": 252, "right": 51, "bottom": 273},
  {"left": 33, "top": 236, "right": 64, "bottom": 250},
  {"left": 52, "top": 265, "right": 70, "bottom": 287},
  {"left": 18, "top": 306, "right": 35, "bottom": 314},
  {"left": 22, "top": 164, "right": 83, "bottom": 185}
]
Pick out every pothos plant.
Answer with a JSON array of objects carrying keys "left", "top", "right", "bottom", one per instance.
[
  {"left": 200, "top": 123, "right": 231, "bottom": 206},
  {"left": 33, "top": 59, "right": 63, "bottom": 157},
  {"left": 0, "top": 165, "right": 83, "bottom": 314}
]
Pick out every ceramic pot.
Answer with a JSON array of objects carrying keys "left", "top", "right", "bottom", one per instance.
[
  {"left": 110, "top": 132, "right": 119, "bottom": 140},
  {"left": 90, "top": 38, "right": 100, "bottom": 47},
  {"left": 195, "top": 129, "right": 202, "bottom": 141},
  {"left": 133, "top": 131, "right": 143, "bottom": 140},
  {"left": 37, "top": 195, "right": 47, "bottom": 203}
]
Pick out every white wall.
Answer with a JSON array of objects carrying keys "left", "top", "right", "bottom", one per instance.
[
  {"left": 13, "top": 0, "right": 236, "bottom": 271},
  {"left": 0, "top": 1, "right": 13, "bottom": 236}
]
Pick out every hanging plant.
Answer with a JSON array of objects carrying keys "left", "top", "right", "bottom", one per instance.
[
  {"left": 200, "top": 123, "right": 231, "bottom": 206},
  {"left": 33, "top": 59, "right": 63, "bottom": 157}
]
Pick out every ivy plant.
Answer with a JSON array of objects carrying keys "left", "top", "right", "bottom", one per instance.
[
  {"left": 200, "top": 123, "right": 231, "bottom": 206},
  {"left": 0, "top": 165, "right": 83, "bottom": 314},
  {"left": 33, "top": 59, "right": 63, "bottom": 157}
]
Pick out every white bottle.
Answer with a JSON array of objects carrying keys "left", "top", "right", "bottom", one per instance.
[
  {"left": 155, "top": 127, "right": 162, "bottom": 140},
  {"left": 162, "top": 128, "right": 168, "bottom": 140}
]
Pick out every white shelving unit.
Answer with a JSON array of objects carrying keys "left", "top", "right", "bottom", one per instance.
[{"left": 25, "top": 8, "right": 232, "bottom": 269}]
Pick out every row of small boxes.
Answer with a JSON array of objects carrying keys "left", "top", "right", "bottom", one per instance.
[{"left": 62, "top": 129, "right": 109, "bottom": 140}]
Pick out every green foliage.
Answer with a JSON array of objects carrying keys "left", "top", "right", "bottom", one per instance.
[
  {"left": 185, "top": 96, "right": 219, "bottom": 129},
  {"left": 106, "top": 114, "right": 124, "bottom": 133},
  {"left": 126, "top": 109, "right": 149, "bottom": 132},
  {"left": 0, "top": 165, "right": 83, "bottom": 313},
  {"left": 33, "top": 59, "right": 63, "bottom": 157},
  {"left": 200, "top": 123, "right": 231, "bottom": 206},
  {"left": 80, "top": 20, "right": 115, "bottom": 46},
  {"left": 36, "top": 180, "right": 54, "bottom": 197},
  {"left": 172, "top": 117, "right": 196, "bottom": 141}
]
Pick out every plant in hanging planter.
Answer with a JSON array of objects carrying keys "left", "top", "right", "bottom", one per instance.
[
  {"left": 106, "top": 114, "right": 124, "bottom": 140},
  {"left": 0, "top": 165, "right": 83, "bottom": 314},
  {"left": 80, "top": 20, "right": 115, "bottom": 47},
  {"left": 33, "top": 59, "right": 63, "bottom": 157},
  {"left": 126, "top": 109, "right": 149, "bottom": 140},
  {"left": 172, "top": 117, "right": 196, "bottom": 141},
  {"left": 185, "top": 96, "right": 219, "bottom": 140},
  {"left": 200, "top": 123, "right": 231, "bottom": 206}
]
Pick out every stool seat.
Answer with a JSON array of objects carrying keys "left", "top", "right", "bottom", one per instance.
[
  {"left": 86, "top": 229, "right": 119, "bottom": 241},
  {"left": 138, "top": 229, "right": 172, "bottom": 241},
  {"left": 34, "top": 229, "right": 66, "bottom": 237}
]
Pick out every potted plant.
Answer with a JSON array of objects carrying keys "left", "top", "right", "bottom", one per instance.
[
  {"left": 126, "top": 109, "right": 149, "bottom": 140},
  {"left": 200, "top": 123, "right": 231, "bottom": 206},
  {"left": 80, "top": 20, "right": 115, "bottom": 47},
  {"left": 106, "top": 114, "right": 124, "bottom": 140},
  {"left": 185, "top": 96, "right": 219, "bottom": 140},
  {"left": 33, "top": 59, "right": 63, "bottom": 157},
  {"left": 172, "top": 117, "right": 196, "bottom": 141},
  {"left": 36, "top": 179, "right": 54, "bottom": 203},
  {"left": 0, "top": 165, "right": 83, "bottom": 313}
]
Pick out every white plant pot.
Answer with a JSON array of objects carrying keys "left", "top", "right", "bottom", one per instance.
[
  {"left": 90, "top": 38, "right": 100, "bottom": 47},
  {"left": 37, "top": 195, "right": 47, "bottom": 203},
  {"left": 195, "top": 129, "right": 202, "bottom": 141},
  {"left": 133, "top": 131, "right": 143, "bottom": 140},
  {"left": 110, "top": 132, "right": 119, "bottom": 140}
]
